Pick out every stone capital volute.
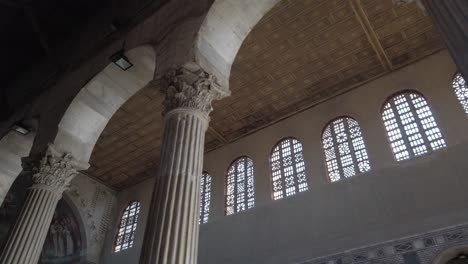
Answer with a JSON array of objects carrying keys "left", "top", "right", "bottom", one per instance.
[
  {"left": 23, "top": 144, "right": 89, "bottom": 194},
  {"left": 160, "top": 62, "right": 230, "bottom": 116}
]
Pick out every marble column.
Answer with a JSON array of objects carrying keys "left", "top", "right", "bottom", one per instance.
[
  {"left": 394, "top": 0, "right": 468, "bottom": 79},
  {"left": 140, "top": 63, "right": 229, "bottom": 264},
  {"left": 0, "top": 144, "right": 88, "bottom": 264}
]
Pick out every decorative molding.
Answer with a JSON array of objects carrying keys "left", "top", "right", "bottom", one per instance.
[
  {"left": 350, "top": 0, "right": 393, "bottom": 71},
  {"left": 24, "top": 144, "right": 89, "bottom": 194},
  {"left": 296, "top": 224, "right": 468, "bottom": 264},
  {"left": 160, "top": 62, "right": 230, "bottom": 116}
]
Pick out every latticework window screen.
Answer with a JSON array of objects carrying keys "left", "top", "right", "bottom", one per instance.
[
  {"left": 322, "top": 117, "right": 371, "bottom": 182},
  {"left": 453, "top": 72, "right": 468, "bottom": 115},
  {"left": 199, "top": 172, "right": 211, "bottom": 224},
  {"left": 382, "top": 91, "right": 446, "bottom": 161},
  {"left": 225, "top": 157, "right": 255, "bottom": 215},
  {"left": 114, "top": 201, "right": 140, "bottom": 252},
  {"left": 270, "top": 138, "right": 308, "bottom": 200}
]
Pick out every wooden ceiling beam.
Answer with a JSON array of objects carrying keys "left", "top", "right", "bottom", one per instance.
[
  {"left": 208, "top": 126, "right": 228, "bottom": 144},
  {"left": 350, "top": 0, "right": 393, "bottom": 71}
]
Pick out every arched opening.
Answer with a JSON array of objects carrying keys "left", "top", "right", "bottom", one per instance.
[
  {"left": 270, "top": 137, "right": 308, "bottom": 200},
  {"left": 0, "top": 175, "right": 86, "bottom": 264},
  {"left": 0, "top": 119, "right": 38, "bottom": 205},
  {"left": 53, "top": 45, "right": 156, "bottom": 165},
  {"left": 225, "top": 156, "right": 255, "bottom": 215},
  {"left": 40, "top": 197, "right": 86, "bottom": 264},
  {"left": 195, "top": 0, "right": 281, "bottom": 88},
  {"left": 433, "top": 246, "right": 468, "bottom": 264}
]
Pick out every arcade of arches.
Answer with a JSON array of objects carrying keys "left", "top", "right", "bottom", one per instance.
[{"left": 0, "top": 0, "right": 468, "bottom": 264}]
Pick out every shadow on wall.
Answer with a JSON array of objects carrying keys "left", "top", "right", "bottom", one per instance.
[{"left": 0, "top": 174, "right": 85, "bottom": 264}]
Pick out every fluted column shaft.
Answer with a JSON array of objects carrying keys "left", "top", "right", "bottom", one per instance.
[
  {"left": 143, "top": 109, "right": 207, "bottom": 263},
  {"left": 0, "top": 145, "right": 87, "bottom": 264},
  {"left": 1, "top": 186, "right": 62, "bottom": 264},
  {"left": 141, "top": 63, "right": 229, "bottom": 264},
  {"left": 421, "top": 0, "right": 468, "bottom": 80}
]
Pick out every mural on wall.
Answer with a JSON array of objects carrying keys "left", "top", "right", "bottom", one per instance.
[
  {"left": 40, "top": 200, "right": 83, "bottom": 264},
  {"left": 0, "top": 174, "right": 84, "bottom": 264}
]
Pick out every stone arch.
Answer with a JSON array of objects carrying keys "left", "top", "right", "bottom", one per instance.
[
  {"left": 51, "top": 0, "right": 284, "bottom": 163},
  {"left": 53, "top": 45, "right": 156, "bottom": 163},
  {"left": 0, "top": 119, "right": 37, "bottom": 205},
  {"left": 194, "top": 0, "right": 281, "bottom": 88},
  {"left": 433, "top": 245, "right": 468, "bottom": 264},
  {"left": 60, "top": 193, "right": 88, "bottom": 263}
]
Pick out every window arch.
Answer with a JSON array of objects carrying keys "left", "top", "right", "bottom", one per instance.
[
  {"left": 225, "top": 156, "right": 255, "bottom": 215},
  {"left": 114, "top": 200, "right": 140, "bottom": 252},
  {"left": 382, "top": 91, "right": 446, "bottom": 161},
  {"left": 199, "top": 172, "right": 211, "bottom": 224},
  {"left": 270, "top": 138, "right": 308, "bottom": 200},
  {"left": 453, "top": 72, "right": 468, "bottom": 115},
  {"left": 322, "top": 117, "right": 371, "bottom": 182}
]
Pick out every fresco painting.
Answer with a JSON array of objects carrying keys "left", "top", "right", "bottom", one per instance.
[{"left": 0, "top": 175, "right": 83, "bottom": 263}]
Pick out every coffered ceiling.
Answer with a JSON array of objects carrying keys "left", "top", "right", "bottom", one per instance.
[{"left": 86, "top": 0, "right": 444, "bottom": 190}]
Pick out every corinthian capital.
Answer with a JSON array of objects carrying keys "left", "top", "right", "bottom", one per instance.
[
  {"left": 28, "top": 144, "right": 88, "bottom": 193},
  {"left": 160, "top": 62, "right": 230, "bottom": 116}
]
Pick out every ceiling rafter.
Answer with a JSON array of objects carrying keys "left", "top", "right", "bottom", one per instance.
[
  {"left": 349, "top": 0, "right": 394, "bottom": 71},
  {"left": 208, "top": 126, "right": 228, "bottom": 144}
]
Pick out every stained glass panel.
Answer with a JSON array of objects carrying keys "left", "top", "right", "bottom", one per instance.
[
  {"left": 114, "top": 201, "right": 140, "bottom": 252},
  {"left": 382, "top": 92, "right": 445, "bottom": 161},
  {"left": 270, "top": 138, "right": 308, "bottom": 200},
  {"left": 199, "top": 172, "right": 211, "bottom": 224},
  {"left": 322, "top": 117, "right": 371, "bottom": 182},
  {"left": 225, "top": 157, "right": 255, "bottom": 215},
  {"left": 453, "top": 73, "right": 468, "bottom": 115}
]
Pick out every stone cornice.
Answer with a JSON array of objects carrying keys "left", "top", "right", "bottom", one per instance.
[{"left": 160, "top": 62, "right": 230, "bottom": 116}]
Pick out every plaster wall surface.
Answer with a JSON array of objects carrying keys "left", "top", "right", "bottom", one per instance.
[
  {"left": 198, "top": 50, "right": 468, "bottom": 263},
  {"left": 66, "top": 173, "right": 117, "bottom": 264},
  {"left": 100, "top": 176, "right": 155, "bottom": 264},
  {"left": 101, "top": 50, "right": 468, "bottom": 264}
]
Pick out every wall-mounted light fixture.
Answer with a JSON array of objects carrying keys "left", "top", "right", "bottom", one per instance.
[
  {"left": 12, "top": 124, "right": 30, "bottom": 135},
  {"left": 111, "top": 50, "right": 133, "bottom": 71}
]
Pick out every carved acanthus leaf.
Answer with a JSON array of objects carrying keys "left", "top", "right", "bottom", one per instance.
[
  {"left": 28, "top": 144, "right": 88, "bottom": 193},
  {"left": 160, "top": 62, "right": 230, "bottom": 116}
]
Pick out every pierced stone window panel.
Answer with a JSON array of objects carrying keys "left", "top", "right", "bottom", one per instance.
[
  {"left": 453, "top": 72, "right": 468, "bottom": 115},
  {"left": 114, "top": 200, "right": 140, "bottom": 252},
  {"left": 382, "top": 91, "right": 446, "bottom": 162},
  {"left": 322, "top": 117, "right": 371, "bottom": 182},
  {"left": 199, "top": 172, "right": 212, "bottom": 224},
  {"left": 270, "top": 137, "right": 309, "bottom": 200},
  {"left": 225, "top": 156, "right": 255, "bottom": 216}
]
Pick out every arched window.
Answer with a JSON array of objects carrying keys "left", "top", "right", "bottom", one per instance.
[
  {"left": 270, "top": 138, "right": 308, "bottom": 200},
  {"left": 114, "top": 201, "right": 140, "bottom": 252},
  {"left": 199, "top": 172, "right": 211, "bottom": 224},
  {"left": 453, "top": 72, "right": 468, "bottom": 115},
  {"left": 225, "top": 157, "right": 255, "bottom": 215},
  {"left": 382, "top": 91, "right": 446, "bottom": 161},
  {"left": 322, "top": 117, "right": 371, "bottom": 182}
]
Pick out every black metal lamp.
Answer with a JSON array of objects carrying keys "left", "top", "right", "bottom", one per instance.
[
  {"left": 12, "top": 123, "right": 30, "bottom": 135},
  {"left": 111, "top": 50, "right": 133, "bottom": 71}
]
